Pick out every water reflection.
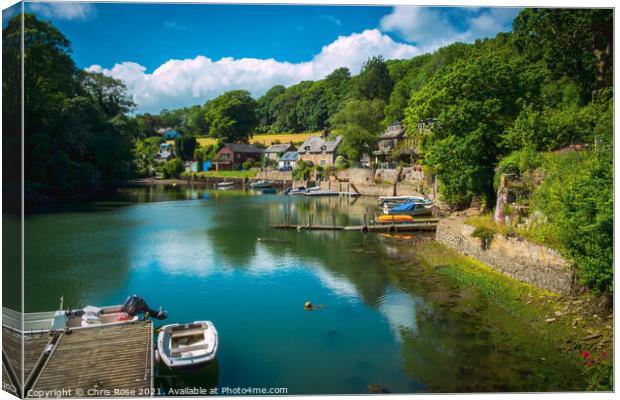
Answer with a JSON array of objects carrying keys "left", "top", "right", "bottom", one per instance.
[{"left": 23, "top": 186, "right": 583, "bottom": 393}]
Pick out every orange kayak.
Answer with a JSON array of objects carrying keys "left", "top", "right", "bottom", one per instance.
[{"left": 377, "top": 215, "right": 414, "bottom": 224}]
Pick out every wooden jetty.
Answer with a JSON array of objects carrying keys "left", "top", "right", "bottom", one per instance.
[
  {"left": 29, "top": 320, "right": 154, "bottom": 397},
  {"left": 272, "top": 217, "right": 439, "bottom": 233},
  {"left": 2, "top": 312, "right": 154, "bottom": 398}
]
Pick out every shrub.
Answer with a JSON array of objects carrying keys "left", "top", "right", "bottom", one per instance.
[
  {"left": 335, "top": 155, "right": 350, "bottom": 169},
  {"left": 532, "top": 149, "right": 612, "bottom": 292},
  {"left": 471, "top": 226, "right": 496, "bottom": 250},
  {"left": 241, "top": 158, "right": 255, "bottom": 170},
  {"left": 292, "top": 160, "right": 313, "bottom": 180},
  {"left": 162, "top": 158, "right": 184, "bottom": 178},
  {"left": 494, "top": 147, "right": 543, "bottom": 189}
]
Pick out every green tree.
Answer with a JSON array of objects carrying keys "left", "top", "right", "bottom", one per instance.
[
  {"left": 175, "top": 136, "right": 197, "bottom": 161},
  {"left": 204, "top": 90, "right": 258, "bottom": 142},
  {"left": 134, "top": 137, "right": 163, "bottom": 177},
  {"left": 513, "top": 9, "right": 613, "bottom": 96},
  {"left": 331, "top": 99, "right": 385, "bottom": 162},
  {"left": 6, "top": 13, "right": 137, "bottom": 194},
  {"left": 255, "top": 85, "right": 286, "bottom": 132},
  {"left": 405, "top": 41, "right": 529, "bottom": 207},
  {"left": 353, "top": 56, "right": 394, "bottom": 102}
]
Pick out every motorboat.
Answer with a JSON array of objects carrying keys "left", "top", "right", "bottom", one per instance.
[
  {"left": 383, "top": 200, "right": 433, "bottom": 216},
  {"left": 216, "top": 181, "right": 234, "bottom": 189},
  {"left": 285, "top": 186, "right": 306, "bottom": 195},
  {"left": 157, "top": 321, "right": 218, "bottom": 369},
  {"left": 379, "top": 196, "right": 432, "bottom": 207},
  {"left": 51, "top": 295, "right": 167, "bottom": 330},
  {"left": 249, "top": 180, "right": 273, "bottom": 189}
]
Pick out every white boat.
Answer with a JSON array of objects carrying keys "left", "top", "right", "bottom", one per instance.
[
  {"left": 216, "top": 181, "right": 234, "bottom": 188},
  {"left": 249, "top": 180, "right": 273, "bottom": 189},
  {"left": 157, "top": 321, "right": 218, "bottom": 369},
  {"left": 383, "top": 200, "right": 434, "bottom": 216},
  {"left": 379, "top": 195, "right": 432, "bottom": 203},
  {"left": 285, "top": 186, "right": 306, "bottom": 195}
]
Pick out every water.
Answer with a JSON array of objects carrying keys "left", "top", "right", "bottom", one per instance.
[{"left": 24, "top": 185, "right": 582, "bottom": 394}]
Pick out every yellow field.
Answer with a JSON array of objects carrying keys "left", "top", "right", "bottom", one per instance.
[{"left": 166, "top": 132, "right": 318, "bottom": 148}]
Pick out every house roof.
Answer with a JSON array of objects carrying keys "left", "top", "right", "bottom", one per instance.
[
  {"left": 220, "top": 143, "right": 263, "bottom": 154},
  {"left": 265, "top": 143, "right": 295, "bottom": 153},
  {"left": 379, "top": 122, "right": 405, "bottom": 140},
  {"left": 279, "top": 151, "right": 298, "bottom": 161},
  {"left": 299, "top": 135, "right": 342, "bottom": 153}
]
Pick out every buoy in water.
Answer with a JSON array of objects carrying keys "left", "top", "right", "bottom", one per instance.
[{"left": 304, "top": 301, "right": 313, "bottom": 310}]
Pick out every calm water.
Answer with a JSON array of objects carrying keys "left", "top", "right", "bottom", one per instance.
[{"left": 24, "top": 186, "right": 581, "bottom": 394}]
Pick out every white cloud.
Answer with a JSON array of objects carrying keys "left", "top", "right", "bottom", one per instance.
[
  {"left": 87, "top": 29, "right": 419, "bottom": 114},
  {"left": 380, "top": 6, "right": 520, "bottom": 52},
  {"left": 28, "top": 2, "right": 96, "bottom": 21}
]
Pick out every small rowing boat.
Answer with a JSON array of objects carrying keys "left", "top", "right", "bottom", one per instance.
[{"left": 157, "top": 321, "right": 219, "bottom": 369}]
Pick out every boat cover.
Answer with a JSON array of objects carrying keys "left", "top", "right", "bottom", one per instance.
[{"left": 390, "top": 201, "right": 416, "bottom": 212}]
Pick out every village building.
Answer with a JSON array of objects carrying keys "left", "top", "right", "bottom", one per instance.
[
  {"left": 298, "top": 131, "right": 343, "bottom": 167},
  {"left": 372, "top": 121, "right": 417, "bottom": 166},
  {"left": 155, "top": 143, "right": 175, "bottom": 162},
  {"left": 215, "top": 143, "right": 263, "bottom": 171},
  {"left": 264, "top": 143, "right": 296, "bottom": 161},
  {"left": 278, "top": 151, "right": 298, "bottom": 171}
]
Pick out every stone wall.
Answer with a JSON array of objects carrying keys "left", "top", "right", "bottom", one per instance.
[
  {"left": 332, "top": 168, "right": 375, "bottom": 184},
  {"left": 255, "top": 170, "right": 293, "bottom": 181},
  {"left": 436, "top": 216, "right": 574, "bottom": 294}
]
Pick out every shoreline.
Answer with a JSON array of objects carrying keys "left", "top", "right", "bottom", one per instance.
[{"left": 391, "top": 238, "right": 613, "bottom": 390}]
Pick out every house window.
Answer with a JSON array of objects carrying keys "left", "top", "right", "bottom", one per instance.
[{"left": 320, "top": 160, "right": 326, "bottom": 167}]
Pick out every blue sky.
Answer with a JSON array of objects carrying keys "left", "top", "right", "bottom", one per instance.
[{"left": 4, "top": 2, "right": 521, "bottom": 113}]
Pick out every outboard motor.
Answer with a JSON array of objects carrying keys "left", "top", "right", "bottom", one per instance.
[{"left": 122, "top": 295, "right": 168, "bottom": 320}]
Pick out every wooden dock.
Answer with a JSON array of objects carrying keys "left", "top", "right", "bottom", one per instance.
[
  {"left": 28, "top": 320, "right": 154, "bottom": 397},
  {"left": 272, "top": 217, "right": 439, "bottom": 233},
  {"left": 2, "top": 317, "right": 154, "bottom": 398}
]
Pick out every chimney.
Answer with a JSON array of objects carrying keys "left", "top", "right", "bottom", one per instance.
[{"left": 321, "top": 128, "right": 330, "bottom": 139}]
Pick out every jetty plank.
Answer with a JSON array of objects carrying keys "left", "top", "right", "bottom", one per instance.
[
  {"left": 31, "top": 321, "right": 153, "bottom": 397},
  {"left": 271, "top": 220, "right": 438, "bottom": 232},
  {"left": 2, "top": 327, "right": 23, "bottom": 384}
]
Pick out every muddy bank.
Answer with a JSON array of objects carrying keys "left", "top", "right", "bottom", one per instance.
[{"left": 381, "top": 236, "right": 613, "bottom": 391}]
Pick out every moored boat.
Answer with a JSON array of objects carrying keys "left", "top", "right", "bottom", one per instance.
[
  {"left": 383, "top": 200, "right": 433, "bottom": 216},
  {"left": 51, "top": 295, "right": 167, "bottom": 330},
  {"left": 249, "top": 180, "right": 273, "bottom": 189},
  {"left": 157, "top": 321, "right": 219, "bottom": 369},
  {"left": 285, "top": 186, "right": 306, "bottom": 195},
  {"left": 378, "top": 196, "right": 432, "bottom": 207},
  {"left": 216, "top": 181, "right": 234, "bottom": 190}
]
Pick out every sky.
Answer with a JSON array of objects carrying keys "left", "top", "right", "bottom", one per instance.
[{"left": 4, "top": 2, "right": 521, "bottom": 113}]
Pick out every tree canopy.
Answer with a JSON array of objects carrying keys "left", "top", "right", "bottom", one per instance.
[{"left": 203, "top": 90, "right": 258, "bottom": 143}]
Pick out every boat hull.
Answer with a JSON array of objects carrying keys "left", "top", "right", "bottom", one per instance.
[{"left": 157, "top": 321, "right": 218, "bottom": 370}]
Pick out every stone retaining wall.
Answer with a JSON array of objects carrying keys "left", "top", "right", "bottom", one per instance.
[
  {"left": 436, "top": 216, "right": 574, "bottom": 294},
  {"left": 255, "top": 171, "right": 293, "bottom": 181}
]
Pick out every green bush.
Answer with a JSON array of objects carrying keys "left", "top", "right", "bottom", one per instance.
[
  {"left": 471, "top": 226, "right": 496, "bottom": 250},
  {"left": 532, "top": 149, "right": 613, "bottom": 292},
  {"left": 162, "top": 158, "right": 184, "bottom": 178},
  {"left": 292, "top": 160, "right": 313, "bottom": 180},
  {"left": 494, "top": 147, "right": 542, "bottom": 189},
  {"left": 335, "top": 155, "right": 349, "bottom": 169},
  {"left": 241, "top": 158, "right": 256, "bottom": 170}
]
